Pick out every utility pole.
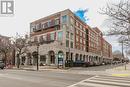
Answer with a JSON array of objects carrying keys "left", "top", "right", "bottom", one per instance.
[{"left": 121, "top": 41, "right": 126, "bottom": 70}]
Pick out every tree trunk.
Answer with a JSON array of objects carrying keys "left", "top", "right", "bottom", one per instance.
[
  {"left": 17, "top": 54, "right": 20, "bottom": 68},
  {"left": 4, "top": 53, "right": 7, "bottom": 67}
]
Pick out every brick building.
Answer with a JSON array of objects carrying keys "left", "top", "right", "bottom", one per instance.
[
  {"left": 20, "top": 9, "right": 112, "bottom": 66},
  {"left": 0, "top": 35, "right": 15, "bottom": 65}
]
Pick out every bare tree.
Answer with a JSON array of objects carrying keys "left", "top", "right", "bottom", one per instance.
[
  {"left": 100, "top": 0, "right": 130, "bottom": 54},
  {"left": 12, "top": 34, "right": 28, "bottom": 68},
  {"left": 100, "top": 0, "right": 130, "bottom": 36},
  {"left": 100, "top": 0, "right": 130, "bottom": 40},
  {"left": 0, "top": 38, "right": 12, "bottom": 66}
]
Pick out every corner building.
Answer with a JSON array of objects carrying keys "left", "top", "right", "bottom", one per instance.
[{"left": 25, "top": 9, "right": 112, "bottom": 66}]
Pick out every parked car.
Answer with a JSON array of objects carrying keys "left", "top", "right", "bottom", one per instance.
[
  {"left": 0, "top": 60, "right": 5, "bottom": 69},
  {"left": 73, "top": 60, "right": 84, "bottom": 67},
  {"left": 84, "top": 62, "right": 90, "bottom": 67}
]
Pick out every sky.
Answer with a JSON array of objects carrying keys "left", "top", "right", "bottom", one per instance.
[{"left": 0, "top": 0, "right": 122, "bottom": 52}]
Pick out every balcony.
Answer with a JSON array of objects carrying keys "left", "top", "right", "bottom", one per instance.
[{"left": 32, "top": 19, "right": 60, "bottom": 32}]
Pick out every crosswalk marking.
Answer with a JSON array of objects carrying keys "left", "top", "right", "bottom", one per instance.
[{"left": 67, "top": 75, "right": 130, "bottom": 87}]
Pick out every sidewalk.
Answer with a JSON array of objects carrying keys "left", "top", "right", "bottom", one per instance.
[
  {"left": 9, "top": 63, "right": 130, "bottom": 77},
  {"left": 106, "top": 63, "right": 130, "bottom": 77},
  {"left": 11, "top": 65, "right": 68, "bottom": 72}
]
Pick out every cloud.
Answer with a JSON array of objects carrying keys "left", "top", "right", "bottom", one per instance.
[{"left": 74, "top": 9, "right": 89, "bottom": 23}]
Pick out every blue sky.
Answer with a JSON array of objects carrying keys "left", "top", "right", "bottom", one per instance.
[{"left": 74, "top": 9, "right": 89, "bottom": 23}]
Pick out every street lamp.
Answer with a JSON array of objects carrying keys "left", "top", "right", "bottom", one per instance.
[{"left": 36, "top": 43, "right": 39, "bottom": 71}]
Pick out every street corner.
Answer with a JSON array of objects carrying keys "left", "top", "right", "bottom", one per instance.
[{"left": 111, "top": 73, "right": 130, "bottom": 77}]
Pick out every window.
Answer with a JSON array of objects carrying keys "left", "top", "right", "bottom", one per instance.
[
  {"left": 70, "top": 17, "right": 74, "bottom": 24},
  {"left": 44, "top": 22, "right": 48, "bottom": 28},
  {"left": 50, "top": 33, "right": 54, "bottom": 40},
  {"left": 66, "top": 31, "right": 69, "bottom": 38},
  {"left": 70, "top": 42, "right": 73, "bottom": 48},
  {"left": 66, "top": 40, "right": 69, "bottom": 47},
  {"left": 83, "top": 28, "right": 86, "bottom": 31},
  {"left": 39, "top": 36, "right": 44, "bottom": 44},
  {"left": 83, "top": 34, "right": 85, "bottom": 38},
  {"left": 46, "top": 33, "right": 51, "bottom": 41},
  {"left": 55, "top": 19, "right": 60, "bottom": 25},
  {"left": 21, "top": 56, "right": 26, "bottom": 64},
  {"left": 62, "top": 15, "right": 67, "bottom": 23},
  {"left": 76, "top": 37, "right": 79, "bottom": 42},
  {"left": 43, "top": 35, "right": 46, "bottom": 41},
  {"left": 76, "top": 21, "right": 78, "bottom": 26},
  {"left": 34, "top": 36, "right": 38, "bottom": 42},
  {"left": 36, "top": 24, "right": 40, "bottom": 30},
  {"left": 40, "top": 55, "right": 46, "bottom": 62},
  {"left": 48, "top": 20, "right": 51, "bottom": 27},
  {"left": 70, "top": 25, "right": 73, "bottom": 30},
  {"left": 30, "top": 24, "right": 36, "bottom": 32},
  {"left": 54, "top": 26, "right": 59, "bottom": 30},
  {"left": 80, "top": 31, "right": 82, "bottom": 37},
  {"left": 83, "top": 40, "right": 85, "bottom": 44},
  {"left": 76, "top": 29, "right": 79, "bottom": 34},
  {"left": 80, "top": 25, "right": 82, "bottom": 30},
  {"left": 58, "top": 31, "right": 63, "bottom": 41},
  {"left": 42, "top": 23, "right": 44, "bottom": 29},
  {"left": 84, "top": 47, "right": 86, "bottom": 51},
  {"left": 62, "top": 25, "right": 66, "bottom": 29},
  {"left": 70, "top": 33, "right": 73, "bottom": 40},
  {"left": 80, "top": 38, "right": 82, "bottom": 43}
]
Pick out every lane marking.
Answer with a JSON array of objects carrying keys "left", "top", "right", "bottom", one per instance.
[
  {"left": 67, "top": 75, "right": 97, "bottom": 87},
  {"left": 67, "top": 75, "right": 130, "bottom": 87},
  {"left": 112, "top": 74, "right": 130, "bottom": 77}
]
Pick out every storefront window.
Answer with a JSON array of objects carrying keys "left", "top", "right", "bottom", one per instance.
[{"left": 40, "top": 55, "right": 46, "bottom": 63}]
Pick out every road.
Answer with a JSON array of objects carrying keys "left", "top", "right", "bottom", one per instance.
[
  {"left": 0, "top": 69, "right": 92, "bottom": 87},
  {"left": 0, "top": 64, "right": 130, "bottom": 87},
  {"left": 70, "top": 63, "right": 124, "bottom": 71},
  {"left": 67, "top": 75, "right": 130, "bottom": 87}
]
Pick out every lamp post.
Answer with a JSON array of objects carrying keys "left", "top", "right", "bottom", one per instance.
[
  {"left": 28, "top": 37, "right": 40, "bottom": 71},
  {"left": 36, "top": 43, "right": 39, "bottom": 71}
]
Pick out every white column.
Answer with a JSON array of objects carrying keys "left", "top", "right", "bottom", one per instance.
[
  {"left": 46, "top": 55, "right": 50, "bottom": 65},
  {"left": 55, "top": 54, "right": 58, "bottom": 66}
]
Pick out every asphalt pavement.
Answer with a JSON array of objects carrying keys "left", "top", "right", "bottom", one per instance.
[
  {"left": 0, "top": 69, "right": 92, "bottom": 87},
  {"left": 0, "top": 63, "right": 130, "bottom": 87}
]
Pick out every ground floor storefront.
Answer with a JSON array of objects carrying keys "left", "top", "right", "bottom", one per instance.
[
  {"left": 15, "top": 44, "right": 112, "bottom": 67},
  {"left": 17, "top": 51, "right": 112, "bottom": 67}
]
